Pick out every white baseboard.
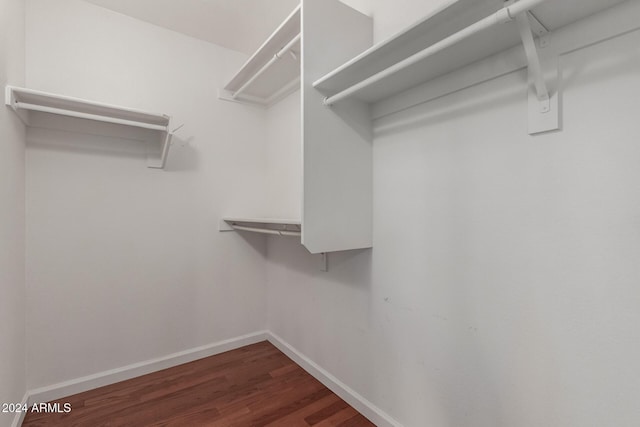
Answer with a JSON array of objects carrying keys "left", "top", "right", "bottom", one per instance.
[
  {"left": 10, "top": 393, "right": 29, "bottom": 427},
  {"left": 266, "top": 332, "right": 403, "bottom": 427},
  {"left": 26, "top": 330, "right": 268, "bottom": 405},
  {"left": 18, "top": 330, "right": 401, "bottom": 427}
]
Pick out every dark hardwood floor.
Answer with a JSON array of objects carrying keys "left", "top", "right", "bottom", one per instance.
[{"left": 22, "top": 341, "right": 375, "bottom": 426}]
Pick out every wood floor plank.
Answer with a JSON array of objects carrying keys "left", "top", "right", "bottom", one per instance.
[
  {"left": 304, "top": 399, "right": 350, "bottom": 425},
  {"left": 312, "top": 407, "right": 364, "bottom": 427},
  {"left": 21, "top": 341, "right": 375, "bottom": 426},
  {"left": 265, "top": 394, "right": 341, "bottom": 427}
]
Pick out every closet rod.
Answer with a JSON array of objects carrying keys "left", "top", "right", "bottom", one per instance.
[
  {"left": 14, "top": 102, "right": 169, "bottom": 131},
  {"left": 322, "top": 0, "right": 549, "bottom": 106},
  {"left": 231, "top": 224, "right": 301, "bottom": 237},
  {"left": 232, "top": 33, "right": 301, "bottom": 99}
]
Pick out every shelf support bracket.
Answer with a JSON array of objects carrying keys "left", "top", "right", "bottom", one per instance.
[
  {"left": 5, "top": 85, "right": 29, "bottom": 124},
  {"left": 515, "top": 10, "right": 560, "bottom": 134},
  {"left": 320, "top": 253, "right": 328, "bottom": 272},
  {"left": 147, "top": 131, "right": 173, "bottom": 169}
]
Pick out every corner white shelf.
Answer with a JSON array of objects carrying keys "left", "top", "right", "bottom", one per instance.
[
  {"left": 219, "top": 0, "right": 374, "bottom": 255},
  {"left": 313, "top": 0, "right": 628, "bottom": 106},
  {"left": 5, "top": 86, "right": 173, "bottom": 169},
  {"left": 218, "top": 6, "right": 301, "bottom": 107},
  {"left": 220, "top": 218, "right": 302, "bottom": 237}
]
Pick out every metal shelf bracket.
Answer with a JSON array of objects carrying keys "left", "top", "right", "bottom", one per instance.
[
  {"left": 320, "top": 253, "right": 328, "bottom": 272},
  {"left": 147, "top": 132, "right": 173, "bottom": 169},
  {"left": 515, "top": 9, "right": 560, "bottom": 134}
]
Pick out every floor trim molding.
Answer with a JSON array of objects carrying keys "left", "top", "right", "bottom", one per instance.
[
  {"left": 18, "top": 330, "right": 401, "bottom": 427},
  {"left": 10, "top": 393, "right": 29, "bottom": 427},
  {"left": 266, "top": 332, "right": 403, "bottom": 427},
  {"left": 25, "top": 331, "right": 268, "bottom": 406}
]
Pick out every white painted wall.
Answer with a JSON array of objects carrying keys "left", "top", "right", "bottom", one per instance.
[
  {"left": 83, "top": 0, "right": 301, "bottom": 55},
  {"left": 0, "top": 0, "right": 26, "bottom": 425},
  {"left": 17, "top": 1, "right": 640, "bottom": 426},
  {"left": 24, "top": 0, "right": 269, "bottom": 389},
  {"left": 341, "top": 0, "right": 449, "bottom": 44},
  {"left": 267, "top": 4, "right": 640, "bottom": 427},
  {"left": 264, "top": 90, "right": 301, "bottom": 220},
  {"left": 366, "top": 0, "right": 447, "bottom": 43}
]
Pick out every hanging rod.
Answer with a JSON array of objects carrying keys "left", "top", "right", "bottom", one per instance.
[
  {"left": 231, "top": 224, "right": 301, "bottom": 237},
  {"left": 232, "top": 33, "right": 301, "bottom": 100},
  {"left": 13, "top": 102, "right": 169, "bottom": 131},
  {"left": 322, "top": 0, "right": 549, "bottom": 106}
]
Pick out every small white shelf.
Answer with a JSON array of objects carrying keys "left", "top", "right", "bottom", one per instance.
[
  {"left": 220, "top": 218, "right": 302, "bottom": 237},
  {"left": 313, "top": 0, "right": 628, "bottom": 105},
  {"left": 219, "top": 6, "right": 301, "bottom": 106},
  {"left": 5, "top": 86, "right": 173, "bottom": 169}
]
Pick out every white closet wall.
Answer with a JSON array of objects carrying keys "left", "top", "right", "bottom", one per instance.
[
  {"left": 264, "top": 90, "right": 301, "bottom": 220},
  {"left": 266, "top": 1, "right": 640, "bottom": 426},
  {"left": 0, "top": 0, "right": 26, "bottom": 424},
  {"left": 12, "top": 1, "right": 640, "bottom": 426},
  {"left": 24, "top": 0, "right": 269, "bottom": 389}
]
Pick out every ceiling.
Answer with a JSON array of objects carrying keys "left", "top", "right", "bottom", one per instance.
[{"left": 83, "top": 0, "right": 300, "bottom": 54}]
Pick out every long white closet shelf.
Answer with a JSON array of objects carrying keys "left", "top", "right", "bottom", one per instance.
[
  {"left": 220, "top": 218, "right": 302, "bottom": 237},
  {"left": 218, "top": 6, "right": 301, "bottom": 106},
  {"left": 5, "top": 86, "right": 173, "bottom": 169},
  {"left": 313, "top": 0, "right": 629, "bottom": 106}
]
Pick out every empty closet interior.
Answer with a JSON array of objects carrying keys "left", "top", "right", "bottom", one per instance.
[{"left": 1, "top": 0, "right": 639, "bottom": 426}]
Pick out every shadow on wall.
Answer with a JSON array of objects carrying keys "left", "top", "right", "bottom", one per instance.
[
  {"left": 330, "top": 96, "right": 373, "bottom": 142},
  {"left": 222, "top": 229, "right": 269, "bottom": 260},
  {"left": 25, "top": 114, "right": 199, "bottom": 171},
  {"left": 264, "top": 235, "right": 373, "bottom": 288},
  {"left": 560, "top": 39, "right": 640, "bottom": 99},
  {"left": 374, "top": 40, "right": 640, "bottom": 139},
  {"left": 164, "top": 135, "right": 198, "bottom": 172},
  {"left": 373, "top": 70, "right": 528, "bottom": 139}
]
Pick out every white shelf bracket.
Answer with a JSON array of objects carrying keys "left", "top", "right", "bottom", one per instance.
[
  {"left": 516, "top": 12, "right": 549, "bottom": 110},
  {"left": 320, "top": 253, "right": 328, "bottom": 272},
  {"left": 515, "top": 10, "right": 560, "bottom": 134},
  {"left": 147, "top": 131, "right": 173, "bottom": 169},
  {"left": 5, "top": 85, "right": 29, "bottom": 124}
]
